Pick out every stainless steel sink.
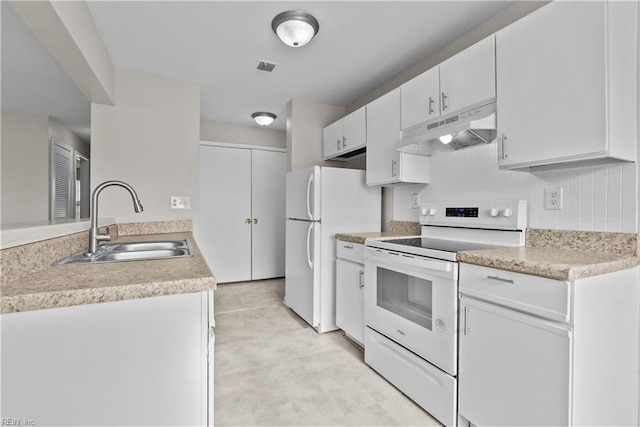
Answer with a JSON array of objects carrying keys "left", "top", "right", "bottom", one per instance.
[
  {"left": 102, "top": 240, "right": 186, "bottom": 252},
  {"left": 56, "top": 239, "right": 193, "bottom": 265},
  {"left": 92, "top": 248, "right": 190, "bottom": 262}
]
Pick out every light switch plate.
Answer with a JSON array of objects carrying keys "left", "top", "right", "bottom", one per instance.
[{"left": 171, "top": 196, "right": 190, "bottom": 210}]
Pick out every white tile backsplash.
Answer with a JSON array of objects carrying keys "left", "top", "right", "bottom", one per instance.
[{"left": 392, "top": 143, "right": 638, "bottom": 233}]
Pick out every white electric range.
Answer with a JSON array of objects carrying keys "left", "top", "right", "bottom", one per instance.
[{"left": 364, "top": 200, "right": 527, "bottom": 427}]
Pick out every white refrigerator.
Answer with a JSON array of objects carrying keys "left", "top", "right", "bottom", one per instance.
[{"left": 285, "top": 166, "right": 381, "bottom": 333}]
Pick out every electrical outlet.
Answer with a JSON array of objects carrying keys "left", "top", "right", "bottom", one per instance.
[
  {"left": 544, "top": 187, "right": 562, "bottom": 210},
  {"left": 411, "top": 193, "right": 420, "bottom": 209},
  {"left": 171, "top": 196, "right": 190, "bottom": 210}
]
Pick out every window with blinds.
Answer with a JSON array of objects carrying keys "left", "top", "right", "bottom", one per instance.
[{"left": 51, "top": 140, "right": 73, "bottom": 219}]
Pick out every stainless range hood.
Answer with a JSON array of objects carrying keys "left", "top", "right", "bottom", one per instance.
[{"left": 396, "top": 101, "right": 497, "bottom": 154}]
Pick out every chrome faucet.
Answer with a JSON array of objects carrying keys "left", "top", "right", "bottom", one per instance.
[{"left": 87, "top": 180, "right": 143, "bottom": 255}]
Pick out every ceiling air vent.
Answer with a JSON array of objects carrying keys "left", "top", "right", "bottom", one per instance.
[{"left": 254, "top": 60, "right": 278, "bottom": 77}]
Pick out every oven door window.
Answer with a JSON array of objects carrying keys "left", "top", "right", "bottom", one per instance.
[{"left": 376, "top": 267, "right": 433, "bottom": 331}]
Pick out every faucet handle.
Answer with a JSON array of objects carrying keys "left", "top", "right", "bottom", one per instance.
[{"left": 96, "top": 226, "right": 111, "bottom": 241}]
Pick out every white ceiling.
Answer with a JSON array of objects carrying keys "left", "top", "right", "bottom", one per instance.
[{"left": 2, "top": 1, "right": 516, "bottom": 137}]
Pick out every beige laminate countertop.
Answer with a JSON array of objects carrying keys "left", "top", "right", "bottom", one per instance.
[
  {"left": 1, "top": 232, "right": 217, "bottom": 314},
  {"left": 458, "top": 246, "right": 639, "bottom": 281},
  {"left": 334, "top": 232, "right": 419, "bottom": 245},
  {"left": 336, "top": 228, "right": 639, "bottom": 281}
]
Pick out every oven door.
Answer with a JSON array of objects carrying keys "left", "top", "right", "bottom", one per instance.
[{"left": 364, "top": 246, "right": 458, "bottom": 375}]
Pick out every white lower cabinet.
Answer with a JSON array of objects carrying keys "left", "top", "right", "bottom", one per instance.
[
  {"left": 458, "top": 263, "right": 639, "bottom": 426},
  {"left": 335, "top": 241, "right": 365, "bottom": 345},
  {"left": 1, "top": 291, "right": 215, "bottom": 426},
  {"left": 459, "top": 296, "right": 571, "bottom": 426}
]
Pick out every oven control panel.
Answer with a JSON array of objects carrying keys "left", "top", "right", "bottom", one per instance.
[
  {"left": 420, "top": 200, "right": 527, "bottom": 230},
  {"left": 445, "top": 207, "right": 479, "bottom": 218}
]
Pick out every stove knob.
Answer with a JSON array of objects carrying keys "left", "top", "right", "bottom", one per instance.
[
  {"left": 489, "top": 208, "right": 499, "bottom": 217},
  {"left": 428, "top": 208, "right": 437, "bottom": 216},
  {"left": 502, "top": 208, "right": 513, "bottom": 217},
  {"left": 421, "top": 208, "right": 429, "bottom": 216}
]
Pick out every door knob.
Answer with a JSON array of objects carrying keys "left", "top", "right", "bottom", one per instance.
[
  {"left": 245, "top": 218, "right": 251, "bottom": 224},
  {"left": 252, "top": 218, "right": 258, "bottom": 224}
]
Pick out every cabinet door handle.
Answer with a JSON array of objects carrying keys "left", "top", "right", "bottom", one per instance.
[
  {"left": 391, "top": 160, "right": 398, "bottom": 177},
  {"left": 245, "top": 218, "right": 251, "bottom": 224},
  {"left": 464, "top": 306, "right": 470, "bottom": 335},
  {"left": 441, "top": 92, "right": 448, "bottom": 111},
  {"left": 342, "top": 136, "right": 347, "bottom": 148},
  {"left": 252, "top": 218, "right": 258, "bottom": 224},
  {"left": 487, "top": 275, "right": 514, "bottom": 284},
  {"left": 343, "top": 245, "right": 354, "bottom": 249},
  {"left": 428, "top": 96, "right": 434, "bottom": 115},
  {"left": 500, "top": 133, "right": 508, "bottom": 160},
  {"left": 337, "top": 139, "right": 341, "bottom": 150},
  {"left": 358, "top": 270, "right": 364, "bottom": 289}
]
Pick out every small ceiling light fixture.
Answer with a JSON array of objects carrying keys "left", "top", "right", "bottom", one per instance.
[
  {"left": 252, "top": 112, "right": 277, "bottom": 126},
  {"left": 271, "top": 10, "right": 319, "bottom": 47}
]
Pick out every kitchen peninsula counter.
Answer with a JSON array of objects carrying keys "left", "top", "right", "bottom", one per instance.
[{"left": 1, "top": 231, "right": 216, "bottom": 314}]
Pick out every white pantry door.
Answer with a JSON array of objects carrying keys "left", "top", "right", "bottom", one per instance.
[
  {"left": 251, "top": 149, "right": 286, "bottom": 280},
  {"left": 199, "top": 144, "right": 286, "bottom": 283},
  {"left": 199, "top": 145, "right": 252, "bottom": 283}
]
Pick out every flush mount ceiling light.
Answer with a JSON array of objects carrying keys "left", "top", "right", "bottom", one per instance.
[
  {"left": 271, "top": 10, "right": 319, "bottom": 47},
  {"left": 252, "top": 112, "right": 277, "bottom": 126}
]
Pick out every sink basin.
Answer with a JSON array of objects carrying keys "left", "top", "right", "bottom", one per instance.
[
  {"left": 102, "top": 240, "right": 186, "bottom": 252},
  {"left": 56, "top": 239, "right": 193, "bottom": 265},
  {"left": 92, "top": 248, "right": 190, "bottom": 262}
]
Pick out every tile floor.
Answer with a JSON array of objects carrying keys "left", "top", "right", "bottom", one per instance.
[{"left": 214, "top": 278, "right": 442, "bottom": 426}]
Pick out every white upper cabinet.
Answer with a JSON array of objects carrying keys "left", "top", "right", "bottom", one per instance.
[
  {"left": 439, "top": 35, "right": 495, "bottom": 115},
  {"left": 322, "top": 119, "right": 344, "bottom": 159},
  {"left": 400, "top": 67, "right": 440, "bottom": 130},
  {"left": 367, "top": 88, "right": 430, "bottom": 186},
  {"left": 342, "top": 106, "right": 367, "bottom": 152},
  {"left": 496, "top": 1, "right": 638, "bottom": 169},
  {"left": 400, "top": 35, "right": 495, "bottom": 131},
  {"left": 322, "top": 106, "right": 367, "bottom": 161}
]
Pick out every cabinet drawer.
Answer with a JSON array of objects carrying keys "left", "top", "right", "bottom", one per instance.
[
  {"left": 365, "top": 327, "right": 456, "bottom": 427},
  {"left": 336, "top": 241, "right": 364, "bottom": 263},
  {"left": 459, "top": 263, "right": 570, "bottom": 323}
]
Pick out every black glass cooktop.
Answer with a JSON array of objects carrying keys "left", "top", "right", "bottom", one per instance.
[{"left": 382, "top": 237, "right": 493, "bottom": 253}]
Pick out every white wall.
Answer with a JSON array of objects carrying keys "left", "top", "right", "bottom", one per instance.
[
  {"left": 91, "top": 69, "right": 200, "bottom": 224},
  {"left": 287, "top": 98, "right": 344, "bottom": 172},
  {"left": 286, "top": 98, "right": 366, "bottom": 172},
  {"left": 49, "top": 117, "right": 90, "bottom": 158},
  {"left": 393, "top": 143, "right": 638, "bottom": 233},
  {"left": 200, "top": 120, "right": 285, "bottom": 149},
  {"left": 0, "top": 112, "right": 50, "bottom": 224}
]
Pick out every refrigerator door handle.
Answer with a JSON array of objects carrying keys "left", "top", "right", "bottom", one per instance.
[
  {"left": 306, "top": 223, "right": 314, "bottom": 269},
  {"left": 306, "top": 173, "right": 314, "bottom": 220}
]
